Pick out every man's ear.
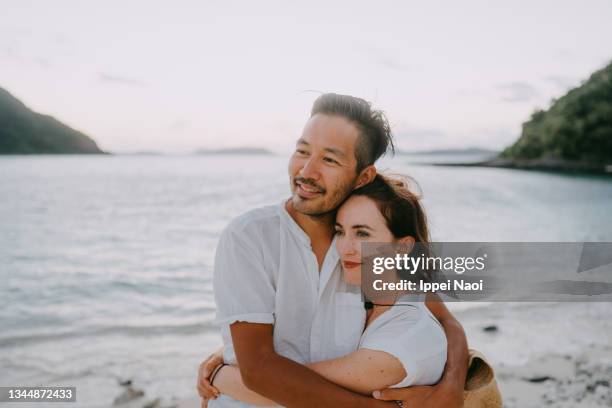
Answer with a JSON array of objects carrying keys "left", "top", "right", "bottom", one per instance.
[{"left": 354, "top": 165, "right": 376, "bottom": 189}]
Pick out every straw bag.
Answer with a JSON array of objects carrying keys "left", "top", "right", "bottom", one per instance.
[{"left": 463, "top": 349, "right": 502, "bottom": 408}]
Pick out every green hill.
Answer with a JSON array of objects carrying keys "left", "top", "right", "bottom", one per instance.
[
  {"left": 0, "top": 87, "right": 105, "bottom": 154},
  {"left": 500, "top": 61, "right": 612, "bottom": 169}
]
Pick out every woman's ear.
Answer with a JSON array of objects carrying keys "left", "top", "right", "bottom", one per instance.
[
  {"left": 398, "top": 236, "right": 415, "bottom": 253},
  {"left": 354, "top": 165, "right": 376, "bottom": 189}
]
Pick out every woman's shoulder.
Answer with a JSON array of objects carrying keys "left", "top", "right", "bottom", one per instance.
[
  {"left": 360, "top": 302, "right": 423, "bottom": 343},
  {"left": 360, "top": 301, "right": 447, "bottom": 386}
]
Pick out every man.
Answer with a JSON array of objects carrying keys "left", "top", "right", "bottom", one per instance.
[{"left": 198, "top": 94, "right": 468, "bottom": 407}]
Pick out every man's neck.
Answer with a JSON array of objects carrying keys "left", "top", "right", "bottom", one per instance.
[
  {"left": 285, "top": 199, "right": 335, "bottom": 241},
  {"left": 285, "top": 199, "right": 335, "bottom": 269}
]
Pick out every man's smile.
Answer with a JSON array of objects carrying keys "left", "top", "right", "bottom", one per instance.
[{"left": 295, "top": 180, "right": 324, "bottom": 198}]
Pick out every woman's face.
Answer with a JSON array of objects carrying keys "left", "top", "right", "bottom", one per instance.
[{"left": 335, "top": 195, "right": 396, "bottom": 285}]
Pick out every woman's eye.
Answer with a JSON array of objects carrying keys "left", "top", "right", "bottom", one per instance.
[
  {"left": 356, "top": 230, "right": 370, "bottom": 238},
  {"left": 334, "top": 229, "right": 344, "bottom": 236}
]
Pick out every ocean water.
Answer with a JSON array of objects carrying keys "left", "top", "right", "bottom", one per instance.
[{"left": 1, "top": 155, "right": 612, "bottom": 407}]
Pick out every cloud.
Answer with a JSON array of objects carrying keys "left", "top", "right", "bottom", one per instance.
[
  {"left": 357, "top": 43, "right": 414, "bottom": 72},
  {"left": 466, "top": 127, "right": 518, "bottom": 148},
  {"left": 394, "top": 125, "right": 447, "bottom": 145},
  {"left": 453, "top": 88, "right": 490, "bottom": 100},
  {"left": 165, "top": 120, "right": 190, "bottom": 132},
  {"left": 0, "top": 44, "right": 51, "bottom": 68},
  {"left": 497, "top": 82, "right": 538, "bottom": 103},
  {"left": 98, "top": 73, "right": 148, "bottom": 87},
  {"left": 396, "top": 127, "right": 446, "bottom": 139},
  {"left": 554, "top": 48, "right": 576, "bottom": 61},
  {"left": 545, "top": 75, "right": 578, "bottom": 90},
  {"left": 377, "top": 57, "right": 414, "bottom": 72},
  {"left": 390, "top": 125, "right": 449, "bottom": 151}
]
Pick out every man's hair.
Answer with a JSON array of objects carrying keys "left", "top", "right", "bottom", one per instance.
[{"left": 310, "top": 93, "right": 395, "bottom": 172}]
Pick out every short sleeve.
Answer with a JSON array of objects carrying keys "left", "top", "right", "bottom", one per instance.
[
  {"left": 360, "top": 306, "right": 447, "bottom": 388},
  {"left": 213, "top": 222, "right": 276, "bottom": 326}
]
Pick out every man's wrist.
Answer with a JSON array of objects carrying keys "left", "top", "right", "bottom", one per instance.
[
  {"left": 439, "top": 374, "right": 464, "bottom": 391},
  {"left": 434, "top": 379, "right": 464, "bottom": 406}
]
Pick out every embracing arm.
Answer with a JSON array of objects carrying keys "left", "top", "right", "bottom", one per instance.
[
  {"left": 214, "top": 347, "right": 406, "bottom": 405},
  {"left": 213, "top": 364, "right": 274, "bottom": 406},
  {"left": 228, "top": 322, "right": 396, "bottom": 408},
  {"left": 425, "top": 293, "right": 469, "bottom": 393}
]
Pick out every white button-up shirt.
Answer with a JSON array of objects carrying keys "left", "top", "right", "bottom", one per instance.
[{"left": 211, "top": 201, "right": 366, "bottom": 407}]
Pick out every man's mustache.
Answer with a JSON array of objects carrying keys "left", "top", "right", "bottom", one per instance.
[{"left": 294, "top": 177, "right": 326, "bottom": 193}]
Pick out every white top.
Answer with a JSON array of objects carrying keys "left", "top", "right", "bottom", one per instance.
[
  {"left": 211, "top": 201, "right": 366, "bottom": 408},
  {"left": 359, "top": 298, "right": 447, "bottom": 388}
]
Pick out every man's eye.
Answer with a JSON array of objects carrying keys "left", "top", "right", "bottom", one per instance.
[
  {"left": 356, "top": 230, "right": 370, "bottom": 238},
  {"left": 323, "top": 157, "right": 338, "bottom": 164},
  {"left": 296, "top": 149, "right": 309, "bottom": 156}
]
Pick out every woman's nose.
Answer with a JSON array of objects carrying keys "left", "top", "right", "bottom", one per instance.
[{"left": 338, "top": 236, "right": 357, "bottom": 257}]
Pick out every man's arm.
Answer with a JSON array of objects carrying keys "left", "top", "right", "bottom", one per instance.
[
  {"left": 231, "top": 322, "right": 395, "bottom": 408},
  {"left": 425, "top": 293, "right": 469, "bottom": 393},
  {"left": 213, "top": 348, "right": 406, "bottom": 405},
  {"left": 373, "top": 294, "right": 468, "bottom": 407}
]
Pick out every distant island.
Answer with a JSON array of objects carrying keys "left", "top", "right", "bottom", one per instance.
[
  {"left": 448, "top": 60, "right": 612, "bottom": 173},
  {"left": 194, "top": 147, "right": 275, "bottom": 155},
  {"left": 0, "top": 86, "right": 106, "bottom": 154},
  {"left": 117, "top": 151, "right": 164, "bottom": 156}
]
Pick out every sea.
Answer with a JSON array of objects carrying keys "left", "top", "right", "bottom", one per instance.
[{"left": 1, "top": 154, "right": 612, "bottom": 407}]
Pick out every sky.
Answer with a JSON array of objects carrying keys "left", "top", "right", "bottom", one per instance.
[{"left": 1, "top": 0, "right": 611, "bottom": 153}]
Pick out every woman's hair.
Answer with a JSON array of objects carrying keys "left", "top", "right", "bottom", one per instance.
[
  {"left": 351, "top": 173, "right": 436, "bottom": 309},
  {"left": 350, "top": 173, "right": 430, "bottom": 244},
  {"left": 351, "top": 173, "right": 432, "bottom": 284}
]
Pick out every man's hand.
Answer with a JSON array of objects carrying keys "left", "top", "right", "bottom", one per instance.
[
  {"left": 197, "top": 347, "right": 224, "bottom": 402},
  {"left": 373, "top": 383, "right": 463, "bottom": 408}
]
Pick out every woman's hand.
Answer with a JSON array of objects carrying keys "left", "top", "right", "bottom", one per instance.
[
  {"left": 372, "top": 382, "right": 464, "bottom": 408},
  {"left": 197, "top": 346, "right": 224, "bottom": 402}
]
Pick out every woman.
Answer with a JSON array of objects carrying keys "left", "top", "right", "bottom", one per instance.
[{"left": 203, "top": 173, "right": 447, "bottom": 404}]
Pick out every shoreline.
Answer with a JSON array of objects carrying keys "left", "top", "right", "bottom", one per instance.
[{"left": 427, "top": 157, "right": 612, "bottom": 175}]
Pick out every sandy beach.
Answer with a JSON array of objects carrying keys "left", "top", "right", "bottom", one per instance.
[{"left": 460, "top": 301, "right": 612, "bottom": 407}]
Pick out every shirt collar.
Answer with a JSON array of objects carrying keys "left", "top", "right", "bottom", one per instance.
[
  {"left": 277, "top": 199, "right": 312, "bottom": 247},
  {"left": 277, "top": 200, "right": 340, "bottom": 264}
]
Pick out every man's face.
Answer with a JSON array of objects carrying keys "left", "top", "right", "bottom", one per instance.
[{"left": 288, "top": 113, "right": 361, "bottom": 216}]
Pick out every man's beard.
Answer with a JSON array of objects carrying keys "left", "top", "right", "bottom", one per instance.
[{"left": 291, "top": 177, "right": 354, "bottom": 217}]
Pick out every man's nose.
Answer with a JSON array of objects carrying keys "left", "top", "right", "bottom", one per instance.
[{"left": 299, "top": 157, "right": 320, "bottom": 181}]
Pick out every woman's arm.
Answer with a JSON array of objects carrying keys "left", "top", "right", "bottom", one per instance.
[
  {"left": 309, "top": 349, "right": 406, "bottom": 394},
  {"left": 213, "top": 365, "right": 274, "bottom": 406},
  {"left": 213, "top": 349, "right": 406, "bottom": 405}
]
